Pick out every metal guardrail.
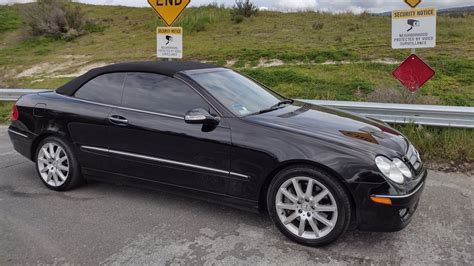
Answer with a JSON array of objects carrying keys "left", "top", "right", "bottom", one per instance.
[
  {"left": 0, "top": 88, "right": 48, "bottom": 101},
  {"left": 0, "top": 89, "right": 473, "bottom": 128},
  {"left": 301, "top": 100, "right": 474, "bottom": 129}
]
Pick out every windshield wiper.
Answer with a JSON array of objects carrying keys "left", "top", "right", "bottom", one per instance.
[
  {"left": 255, "top": 99, "right": 294, "bottom": 115},
  {"left": 272, "top": 99, "right": 294, "bottom": 108}
]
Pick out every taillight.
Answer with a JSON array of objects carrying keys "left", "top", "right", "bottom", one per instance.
[{"left": 11, "top": 103, "right": 19, "bottom": 121}]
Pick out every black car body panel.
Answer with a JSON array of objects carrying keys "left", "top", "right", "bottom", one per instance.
[{"left": 8, "top": 61, "right": 427, "bottom": 232}]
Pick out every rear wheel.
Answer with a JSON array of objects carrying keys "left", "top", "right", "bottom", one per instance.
[
  {"left": 35, "top": 136, "right": 83, "bottom": 191},
  {"left": 267, "top": 165, "right": 351, "bottom": 247}
]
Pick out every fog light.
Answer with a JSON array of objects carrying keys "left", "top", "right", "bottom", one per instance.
[{"left": 399, "top": 208, "right": 408, "bottom": 217}]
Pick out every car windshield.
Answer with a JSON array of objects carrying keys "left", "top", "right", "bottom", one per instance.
[{"left": 186, "top": 69, "right": 285, "bottom": 117}]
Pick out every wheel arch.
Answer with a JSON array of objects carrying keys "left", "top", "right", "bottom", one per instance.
[
  {"left": 258, "top": 160, "right": 357, "bottom": 220},
  {"left": 30, "top": 131, "right": 72, "bottom": 162}
]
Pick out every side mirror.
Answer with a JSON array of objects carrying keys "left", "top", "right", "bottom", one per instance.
[{"left": 185, "top": 108, "right": 220, "bottom": 125}]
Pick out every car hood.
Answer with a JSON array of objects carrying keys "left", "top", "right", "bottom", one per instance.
[{"left": 243, "top": 101, "right": 409, "bottom": 156}]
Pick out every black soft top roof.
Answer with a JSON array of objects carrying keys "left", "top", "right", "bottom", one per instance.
[{"left": 56, "top": 61, "right": 218, "bottom": 96}]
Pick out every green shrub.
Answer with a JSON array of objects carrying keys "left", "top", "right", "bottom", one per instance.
[
  {"left": 232, "top": 14, "right": 245, "bottom": 24},
  {"left": 231, "top": 0, "right": 258, "bottom": 18},
  {"left": 85, "top": 22, "right": 107, "bottom": 33}
]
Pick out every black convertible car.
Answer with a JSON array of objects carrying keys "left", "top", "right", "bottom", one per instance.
[{"left": 8, "top": 61, "right": 427, "bottom": 246}]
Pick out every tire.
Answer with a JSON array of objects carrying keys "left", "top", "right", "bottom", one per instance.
[
  {"left": 267, "top": 165, "right": 351, "bottom": 247},
  {"left": 35, "top": 136, "right": 83, "bottom": 191}
]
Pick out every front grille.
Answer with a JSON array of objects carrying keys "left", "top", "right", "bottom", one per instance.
[{"left": 406, "top": 145, "right": 422, "bottom": 171}]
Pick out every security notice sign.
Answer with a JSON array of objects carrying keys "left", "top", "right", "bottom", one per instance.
[
  {"left": 392, "top": 7, "right": 436, "bottom": 49},
  {"left": 157, "top": 27, "right": 182, "bottom": 59}
]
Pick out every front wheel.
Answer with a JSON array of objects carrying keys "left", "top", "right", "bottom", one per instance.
[
  {"left": 267, "top": 166, "right": 352, "bottom": 247},
  {"left": 35, "top": 136, "right": 83, "bottom": 191}
]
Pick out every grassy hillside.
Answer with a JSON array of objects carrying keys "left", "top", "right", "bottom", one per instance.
[
  {"left": 1, "top": 4, "right": 473, "bottom": 106},
  {"left": 0, "top": 4, "right": 473, "bottom": 163}
]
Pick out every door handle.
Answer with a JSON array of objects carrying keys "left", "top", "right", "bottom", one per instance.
[{"left": 109, "top": 115, "right": 128, "bottom": 126}]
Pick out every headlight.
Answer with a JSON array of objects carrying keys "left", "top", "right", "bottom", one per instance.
[
  {"left": 375, "top": 156, "right": 412, "bottom": 184},
  {"left": 393, "top": 158, "right": 412, "bottom": 178},
  {"left": 409, "top": 144, "right": 422, "bottom": 162}
]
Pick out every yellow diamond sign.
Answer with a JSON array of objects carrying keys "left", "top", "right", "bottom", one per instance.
[
  {"left": 148, "top": 0, "right": 190, "bottom": 26},
  {"left": 404, "top": 0, "right": 421, "bottom": 8}
]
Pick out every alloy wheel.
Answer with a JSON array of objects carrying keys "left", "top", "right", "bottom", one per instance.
[
  {"left": 37, "top": 142, "right": 70, "bottom": 187},
  {"left": 275, "top": 176, "right": 338, "bottom": 239}
]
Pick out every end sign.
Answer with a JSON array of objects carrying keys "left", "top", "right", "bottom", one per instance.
[
  {"left": 404, "top": 0, "right": 422, "bottom": 8},
  {"left": 148, "top": 0, "right": 190, "bottom": 26}
]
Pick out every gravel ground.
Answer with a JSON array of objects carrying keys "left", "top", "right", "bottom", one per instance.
[{"left": 0, "top": 125, "right": 472, "bottom": 265}]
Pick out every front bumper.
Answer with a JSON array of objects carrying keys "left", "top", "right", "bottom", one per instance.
[{"left": 355, "top": 168, "right": 428, "bottom": 232}]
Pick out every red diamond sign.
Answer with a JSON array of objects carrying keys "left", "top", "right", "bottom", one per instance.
[{"left": 392, "top": 54, "right": 435, "bottom": 92}]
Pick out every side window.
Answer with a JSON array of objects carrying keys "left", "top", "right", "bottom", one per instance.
[
  {"left": 122, "top": 73, "right": 209, "bottom": 116},
  {"left": 74, "top": 73, "right": 125, "bottom": 106}
]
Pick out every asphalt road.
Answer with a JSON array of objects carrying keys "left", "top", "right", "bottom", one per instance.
[{"left": 0, "top": 125, "right": 473, "bottom": 265}]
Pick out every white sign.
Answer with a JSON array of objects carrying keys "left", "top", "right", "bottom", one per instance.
[
  {"left": 392, "top": 7, "right": 436, "bottom": 49},
  {"left": 157, "top": 27, "right": 183, "bottom": 59}
]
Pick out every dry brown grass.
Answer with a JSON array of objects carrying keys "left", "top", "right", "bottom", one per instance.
[
  {"left": 21, "top": 0, "right": 90, "bottom": 40},
  {"left": 365, "top": 87, "right": 442, "bottom": 105}
]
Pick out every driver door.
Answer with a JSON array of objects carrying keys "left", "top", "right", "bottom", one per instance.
[{"left": 105, "top": 72, "right": 233, "bottom": 194}]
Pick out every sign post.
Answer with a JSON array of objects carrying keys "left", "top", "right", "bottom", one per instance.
[
  {"left": 391, "top": 0, "right": 436, "bottom": 93},
  {"left": 147, "top": 0, "right": 190, "bottom": 60}
]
